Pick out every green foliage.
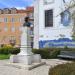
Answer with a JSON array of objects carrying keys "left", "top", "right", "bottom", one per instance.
[
  {"left": 32, "top": 48, "right": 60, "bottom": 59},
  {"left": 32, "top": 48, "right": 75, "bottom": 59},
  {"left": 64, "top": 45, "right": 68, "bottom": 49},
  {"left": 49, "top": 49, "right": 60, "bottom": 59},
  {"left": 0, "top": 47, "right": 11, "bottom": 54},
  {"left": 10, "top": 48, "right": 20, "bottom": 54},
  {"left": 0, "top": 46, "right": 75, "bottom": 59},
  {"left": 72, "top": 35, "right": 75, "bottom": 40},
  {"left": 49, "top": 62, "right": 75, "bottom": 75},
  {"left": 32, "top": 48, "right": 50, "bottom": 59},
  {"left": 0, "top": 46, "right": 20, "bottom": 55}
]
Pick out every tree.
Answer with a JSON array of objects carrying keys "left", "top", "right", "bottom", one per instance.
[{"left": 62, "top": 0, "right": 75, "bottom": 39}]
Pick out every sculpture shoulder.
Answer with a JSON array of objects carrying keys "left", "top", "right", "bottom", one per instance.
[
  {"left": 23, "top": 23, "right": 26, "bottom": 27},
  {"left": 23, "top": 22, "right": 31, "bottom": 27}
]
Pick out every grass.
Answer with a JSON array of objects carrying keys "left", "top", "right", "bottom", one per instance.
[
  {"left": 0, "top": 54, "right": 10, "bottom": 60},
  {"left": 49, "top": 62, "right": 75, "bottom": 75}
]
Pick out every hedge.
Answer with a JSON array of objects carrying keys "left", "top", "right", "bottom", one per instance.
[
  {"left": 49, "top": 62, "right": 75, "bottom": 75},
  {"left": 0, "top": 47, "right": 20, "bottom": 54},
  {"left": 0, "top": 47, "right": 11, "bottom": 54},
  {"left": 32, "top": 48, "right": 60, "bottom": 59},
  {"left": 10, "top": 48, "right": 20, "bottom": 54},
  {"left": 0, "top": 46, "right": 75, "bottom": 59},
  {"left": 32, "top": 47, "right": 75, "bottom": 59}
]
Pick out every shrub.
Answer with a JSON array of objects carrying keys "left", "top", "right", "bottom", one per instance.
[
  {"left": 49, "top": 49, "right": 60, "bottom": 58},
  {"left": 0, "top": 44, "right": 13, "bottom": 54},
  {"left": 0, "top": 47, "right": 11, "bottom": 54},
  {"left": 32, "top": 48, "right": 60, "bottom": 59},
  {"left": 49, "top": 62, "right": 75, "bottom": 75},
  {"left": 3, "top": 44, "right": 13, "bottom": 48},
  {"left": 10, "top": 48, "right": 20, "bottom": 54},
  {"left": 0, "top": 46, "right": 20, "bottom": 55},
  {"left": 32, "top": 48, "right": 75, "bottom": 59},
  {"left": 32, "top": 48, "right": 50, "bottom": 59}
]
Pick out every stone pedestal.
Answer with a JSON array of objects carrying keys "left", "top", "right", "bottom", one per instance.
[{"left": 10, "top": 27, "right": 42, "bottom": 65}]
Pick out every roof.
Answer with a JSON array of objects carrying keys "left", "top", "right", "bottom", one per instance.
[
  {"left": 17, "top": 9, "right": 26, "bottom": 13},
  {"left": 26, "top": 7, "right": 34, "bottom": 12}
]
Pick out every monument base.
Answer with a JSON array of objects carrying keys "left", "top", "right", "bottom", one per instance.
[
  {"left": 6, "top": 61, "right": 45, "bottom": 70},
  {"left": 9, "top": 54, "right": 45, "bottom": 70},
  {"left": 10, "top": 54, "right": 41, "bottom": 65}
]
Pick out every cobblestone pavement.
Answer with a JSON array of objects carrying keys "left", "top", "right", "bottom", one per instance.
[{"left": 0, "top": 59, "right": 71, "bottom": 75}]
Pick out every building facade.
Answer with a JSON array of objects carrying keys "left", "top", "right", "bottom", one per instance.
[
  {"left": 0, "top": 7, "right": 34, "bottom": 47},
  {"left": 34, "top": 0, "right": 75, "bottom": 49}
]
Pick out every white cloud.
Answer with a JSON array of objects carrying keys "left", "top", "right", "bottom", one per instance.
[{"left": 16, "top": 7, "right": 26, "bottom": 9}]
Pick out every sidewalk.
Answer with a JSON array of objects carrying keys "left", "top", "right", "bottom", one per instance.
[{"left": 0, "top": 59, "right": 71, "bottom": 75}]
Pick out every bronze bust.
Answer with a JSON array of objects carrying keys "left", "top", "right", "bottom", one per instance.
[{"left": 23, "top": 17, "right": 31, "bottom": 27}]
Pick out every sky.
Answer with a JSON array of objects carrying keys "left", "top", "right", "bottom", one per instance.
[{"left": 0, "top": 0, "right": 34, "bottom": 9}]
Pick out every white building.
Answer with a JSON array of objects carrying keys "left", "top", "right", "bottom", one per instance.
[{"left": 34, "top": 0, "right": 75, "bottom": 49}]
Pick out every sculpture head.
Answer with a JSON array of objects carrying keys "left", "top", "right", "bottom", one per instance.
[
  {"left": 23, "top": 16, "right": 31, "bottom": 27},
  {"left": 25, "top": 17, "right": 29, "bottom": 23}
]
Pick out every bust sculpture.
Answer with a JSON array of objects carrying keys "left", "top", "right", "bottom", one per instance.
[{"left": 23, "top": 17, "right": 31, "bottom": 27}]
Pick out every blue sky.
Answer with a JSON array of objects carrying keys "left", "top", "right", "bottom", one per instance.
[{"left": 0, "top": 0, "right": 34, "bottom": 9}]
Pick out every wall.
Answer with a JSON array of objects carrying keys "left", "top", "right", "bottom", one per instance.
[
  {"left": 34, "top": 0, "right": 74, "bottom": 49},
  {"left": 0, "top": 13, "right": 26, "bottom": 47}
]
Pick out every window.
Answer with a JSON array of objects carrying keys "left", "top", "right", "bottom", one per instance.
[
  {"left": 4, "top": 26, "right": 8, "bottom": 31},
  {"left": 19, "top": 25, "right": 22, "bottom": 31},
  {"left": 9, "top": 36, "right": 16, "bottom": 46},
  {"left": 44, "top": 0, "right": 54, "bottom": 4},
  {"left": 10, "top": 36, "right": 16, "bottom": 40},
  {"left": 11, "top": 26, "right": 15, "bottom": 32},
  {"left": 0, "top": 18, "right": 3, "bottom": 22},
  {"left": 29, "top": 13, "right": 34, "bottom": 19},
  {"left": 4, "top": 18, "right": 8, "bottom": 22},
  {"left": 45, "top": 9, "right": 53, "bottom": 27},
  {"left": 11, "top": 18, "right": 15, "bottom": 22},
  {"left": 11, "top": 8, "right": 17, "bottom": 14},
  {"left": 19, "top": 17, "right": 24, "bottom": 23}
]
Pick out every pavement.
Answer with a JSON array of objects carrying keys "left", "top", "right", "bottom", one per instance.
[{"left": 0, "top": 59, "right": 72, "bottom": 75}]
